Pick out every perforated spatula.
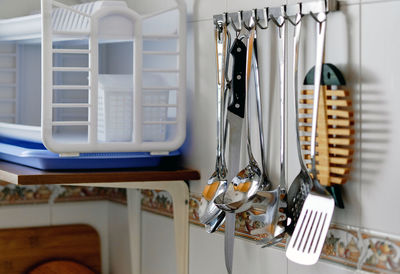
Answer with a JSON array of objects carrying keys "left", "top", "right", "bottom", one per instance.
[{"left": 286, "top": 11, "right": 334, "bottom": 266}]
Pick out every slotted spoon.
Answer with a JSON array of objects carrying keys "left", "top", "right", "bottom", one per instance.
[{"left": 285, "top": 7, "right": 311, "bottom": 236}]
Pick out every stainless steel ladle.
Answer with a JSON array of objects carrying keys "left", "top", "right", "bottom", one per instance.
[
  {"left": 250, "top": 8, "right": 289, "bottom": 246},
  {"left": 215, "top": 16, "right": 264, "bottom": 214},
  {"left": 199, "top": 21, "right": 230, "bottom": 232}
]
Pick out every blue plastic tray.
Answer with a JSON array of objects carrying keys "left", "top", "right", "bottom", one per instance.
[{"left": 0, "top": 137, "right": 180, "bottom": 170}]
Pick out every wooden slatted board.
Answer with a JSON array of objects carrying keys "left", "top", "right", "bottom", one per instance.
[
  {"left": 0, "top": 224, "right": 101, "bottom": 273},
  {"left": 300, "top": 87, "right": 354, "bottom": 186}
]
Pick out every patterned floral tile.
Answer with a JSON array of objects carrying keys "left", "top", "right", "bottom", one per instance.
[
  {"left": 320, "top": 225, "right": 361, "bottom": 268},
  {"left": 141, "top": 189, "right": 173, "bottom": 218},
  {"left": 361, "top": 233, "right": 400, "bottom": 273},
  {"left": 0, "top": 184, "right": 127, "bottom": 205}
]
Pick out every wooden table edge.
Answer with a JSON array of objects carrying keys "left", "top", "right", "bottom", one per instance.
[{"left": 0, "top": 161, "right": 200, "bottom": 185}]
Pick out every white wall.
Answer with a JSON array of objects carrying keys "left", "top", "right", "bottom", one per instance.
[
  {"left": 108, "top": 202, "right": 131, "bottom": 274},
  {"left": 0, "top": 0, "right": 82, "bottom": 18}
]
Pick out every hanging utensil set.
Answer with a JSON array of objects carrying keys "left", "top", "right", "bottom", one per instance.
[{"left": 199, "top": 0, "right": 354, "bottom": 271}]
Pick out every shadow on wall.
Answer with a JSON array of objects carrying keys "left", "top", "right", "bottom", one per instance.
[
  {"left": 258, "top": 24, "right": 280, "bottom": 188},
  {"left": 180, "top": 20, "right": 194, "bottom": 163},
  {"left": 359, "top": 69, "right": 391, "bottom": 185}
]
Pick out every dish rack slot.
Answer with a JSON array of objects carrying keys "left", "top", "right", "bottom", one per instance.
[{"left": 0, "top": 43, "right": 18, "bottom": 124}]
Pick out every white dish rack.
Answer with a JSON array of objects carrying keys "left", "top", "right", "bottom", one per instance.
[{"left": 0, "top": 0, "right": 186, "bottom": 155}]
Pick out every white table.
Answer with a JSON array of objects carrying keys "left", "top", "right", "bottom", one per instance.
[{"left": 0, "top": 161, "right": 200, "bottom": 274}]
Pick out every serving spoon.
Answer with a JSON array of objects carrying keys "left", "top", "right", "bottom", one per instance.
[
  {"left": 199, "top": 21, "right": 229, "bottom": 232},
  {"left": 251, "top": 8, "right": 289, "bottom": 246}
]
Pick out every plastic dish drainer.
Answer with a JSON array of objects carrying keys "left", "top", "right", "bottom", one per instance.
[{"left": 0, "top": 0, "right": 186, "bottom": 157}]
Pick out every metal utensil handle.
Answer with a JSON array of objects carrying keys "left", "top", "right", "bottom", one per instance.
[
  {"left": 245, "top": 20, "right": 257, "bottom": 165},
  {"left": 292, "top": 13, "right": 307, "bottom": 171},
  {"left": 252, "top": 39, "right": 269, "bottom": 182},
  {"left": 276, "top": 17, "right": 287, "bottom": 189},
  {"left": 223, "top": 31, "right": 231, "bottom": 155},
  {"left": 214, "top": 22, "right": 228, "bottom": 175},
  {"left": 310, "top": 14, "right": 327, "bottom": 180}
]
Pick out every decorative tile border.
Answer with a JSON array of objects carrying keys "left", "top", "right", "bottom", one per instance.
[
  {"left": 142, "top": 190, "right": 400, "bottom": 274},
  {"left": 1, "top": 183, "right": 399, "bottom": 273},
  {"left": 0, "top": 184, "right": 127, "bottom": 205}
]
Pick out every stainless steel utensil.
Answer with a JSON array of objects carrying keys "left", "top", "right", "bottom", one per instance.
[
  {"left": 210, "top": 20, "right": 252, "bottom": 274},
  {"left": 222, "top": 34, "right": 248, "bottom": 274},
  {"left": 215, "top": 16, "right": 268, "bottom": 215},
  {"left": 286, "top": 11, "right": 335, "bottom": 265},
  {"left": 199, "top": 21, "right": 229, "bottom": 232},
  {"left": 285, "top": 7, "right": 312, "bottom": 236},
  {"left": 251, "top": 9, "right": 288, "bottom": 246},
  {"left": 253, "top": 38, "right": 271, "bottom": 193}
]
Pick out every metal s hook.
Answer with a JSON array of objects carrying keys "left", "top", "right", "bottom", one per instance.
[
  {"left": 286, "top": 3, "right": 303, "bottom": 26},
  {"left": 243, "top": 9, "right": 256, "bottom": 31},
  {"left": 310, "top": 6, "right": 327, "bottom": 36},
  {"left": 310, "top": 11, "right": 327, "bottom": 24},
  {"left": 310, "top": 0, "right": 328, "bottom": 24},
  {"left": 213, "top": 13, "right": 228, "bottom": 40},
  {"left": 270, "top": 5, "right": 286, "bottom": 28},
  {"left": 256, "top": 7, "right": 269, "bottom": 30},
  {"left": 229, "top": 11, "right": 243, "bottom": 34}
]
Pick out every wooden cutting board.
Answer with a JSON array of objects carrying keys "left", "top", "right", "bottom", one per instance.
[
  {"left": 29, "top": 260, "right": 95, "bottom": 274},
  {"left": 0, "top": 224, "right": 101, "bottom": 273}
]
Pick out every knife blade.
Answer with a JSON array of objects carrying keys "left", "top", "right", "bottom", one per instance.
[{"left": 225, "top": 38, "right": 246, "bottom": 274}]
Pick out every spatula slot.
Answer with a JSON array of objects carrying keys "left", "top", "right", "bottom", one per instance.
[
  {"left": 291, "top": 209, "right": 309, "bottom": 249},
  {"left": 308, "top": 212, "right": 324, "bottom": 253},
  {"left": 301, "top": 211, "right": 320, "bottom": 252},
  {"left": 312, "top": 213, "right": 328, "bottom": 253}
]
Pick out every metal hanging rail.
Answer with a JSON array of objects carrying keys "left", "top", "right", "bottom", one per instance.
[{"left": 213, "top": 0, "right": 339, "bottom": 26}]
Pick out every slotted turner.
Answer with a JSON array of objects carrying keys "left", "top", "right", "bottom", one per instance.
[{"left": 286, "top": 11, "right": 334, "bottom": 266}]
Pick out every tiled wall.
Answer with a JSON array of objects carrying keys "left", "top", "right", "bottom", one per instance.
[
  {"left": 2, "top": 183, "right": 399, "bottom": 273},
  {"left": 1, "top": 0, "right": 399, "bottom": 273},
  {"left": 140, "top": 0, "right": 400, "bottom": 273},
  {"left": 142, "top": 190, "right": 400, "bottom": 273}
]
